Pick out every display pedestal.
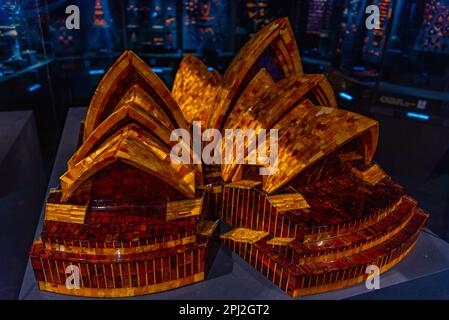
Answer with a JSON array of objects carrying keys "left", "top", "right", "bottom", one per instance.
[
  {"left": 0, "top": 111, "right": 46, "bottom": 299},
  {"left": 19, "top": 108, "right": 449, "bottom": 300}
]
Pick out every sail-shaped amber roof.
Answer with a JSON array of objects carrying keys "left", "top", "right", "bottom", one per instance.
[
  {"left": 206, "top": 18, "right": 303, "bottom": 131},
  {"left": 62, "top": 17, "right": 380, "bottom": 200},
  {"left": 83, "top": 51, "right": 188, "bottom": 141},
  {"left": 61, "top": 124, "right": 196, "bottom": 202},
  {"left": 172, "top": 54, "right": 222, "bottom": 123}
]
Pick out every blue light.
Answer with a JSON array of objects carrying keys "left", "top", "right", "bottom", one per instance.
[
  {"left": 207, "top": 67, "right": 214, "bottom": 71},
  {"left": 407, "top": 112, "right": 429, "bottom": 121},
  {"left": 152, "top": 68, "right": 164, "bottom": 74},
  {"left": 339, "top": 92, "right": 353, "bottom": 101},
  {"left": 353, "top": 66, "right": 366, "bottom": 71},
  {"left": 27, "top": 84, "right": 42, "bottom": 92},
  {"left": 89, "top": 69, "right": 105, "bottom": 75}
]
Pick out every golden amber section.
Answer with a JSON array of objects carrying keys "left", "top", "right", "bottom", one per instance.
[
  {"left": 266, "top": 237, "right": 295, "bottom": 246},
  {"left": 220, "top": 74, "right": 338, "bottom": 184},
  {"left": 84, "top": 51, "right": 188, "bottom": 141},
  {"left": 267, "top": 193, "right": 310, "bottom": 211},
  {"left": 37, "top": 272, "right": 205, "bottom": 298},
  {"left": 172, "top": 54, "right": 222, "bottom": 123},
  {"left": 221, "top": 228, "right": 269, "bottom": 244},
  {"left": 61, "top": 125, "right": 196, "bottom": 201},
  {"left": 45, "top": 203, "right": 88, "bottom": 224},
  {"left": 351, "top": 164, "right": 387, "bottom": 186},
  {"left": 223, "top": 68, "right": 274, "bottom": 130},
  {"left": 113, "top": 84, "right": 175, "bottom": 131},
  {"left": 207, "top": 18, "right": 303, "bottom": 131},
  {"left": 224, "top": 180, "right": 262, "bottom": 190},
  {"left": 43, "top": 236, "right": 197, "bottom": 255},
  {"left": 166, "top": 198, "right": 203, "bottom": 221},
  {"left": 262, "top": 106, "right": 378, "bottom": 193},
  {"left": 68, "top": 105, "right": 174, "bottom": 169}
]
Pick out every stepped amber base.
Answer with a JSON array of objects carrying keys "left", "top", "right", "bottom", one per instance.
[
  {"left": 224, "top": 235, "right": 418, "bottom": 297},
  {"left": 30, "top": 234, "right": 210, "bottom": 298},
  {"left": 37, "top": 272, "right": 205, "bottom": 298},
  {"left": 291, "top": 243, "right": 416, "bottom": 297},
  {"left": 217, "top": 173, "right": 428, "bottom": 297},
  {"left": 31, "top": 174, "right": 428, "bottom": 298}
]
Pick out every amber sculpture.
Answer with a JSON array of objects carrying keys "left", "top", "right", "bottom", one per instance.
[{"left": 30, "top": 18, "right": 429, "bottom": 298}]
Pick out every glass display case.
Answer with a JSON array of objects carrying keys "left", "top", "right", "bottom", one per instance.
[
  {"left": 374, "top": 0, "right": 449, "bottom": 125},
  {"left": 0, "top": 0, "right": 52, "bottom": 80},
  {"left": 182, "top": 0, "right": 231, "bottom": 55},
  {"left": 46, "top": 0, "right": 125, "bottom": 57},
  {"left": 298, "top": 0, "right": 346, "bottom": 73},
  {"left": 47, "top": 1, "right": 83, "bottom": 57},
  {"left": 125, "top": 0, "right": 178, "bottom": 53},
  {"left": 338, "top": 0, "right": 394, "bottom": 81},
  {"left": 329, "top": 0, "right": 394, "bottom": 113},
  {"left": 0, "top": 1, "right": 60, "bottom": 176},
  {"left": 236, "top": 0, "right": 276, "bottom": 36}
]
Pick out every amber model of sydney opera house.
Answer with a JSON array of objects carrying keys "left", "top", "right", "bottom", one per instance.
[{"left": 30, "top": 18, "right": 429, "bottom": 298}]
